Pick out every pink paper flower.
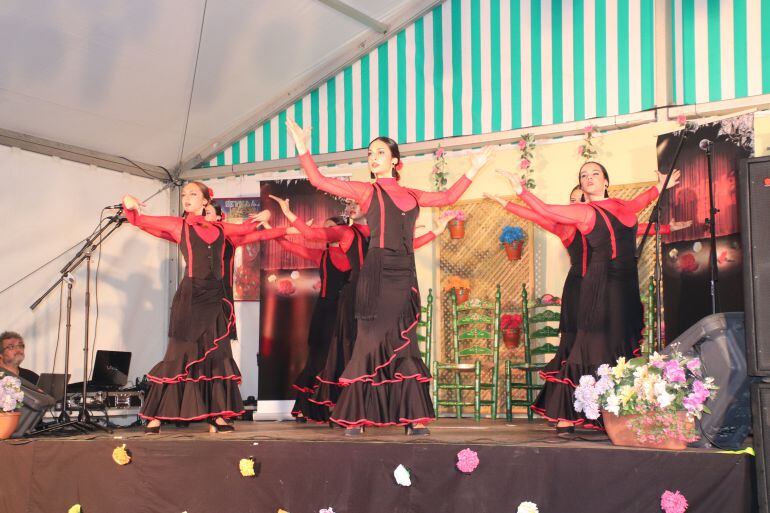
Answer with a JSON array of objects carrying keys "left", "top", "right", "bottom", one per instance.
[
  {"left": 277, "top": 279, "right": 296, "bottom": 296},
  {"left": 577, "top": 145, "right": 585, "bottom": 155},
  {"left": 663, "top": 360, "right": 686, "bottom": 383},
  {"left": 519, "top": 159, "right": 530, "bottom": 169},
  {"left": 435, "top": 147, "right": 445, "bottom": 158},
  {"left": 583, "top": 124, "right": 595, "bottom": 134},
  {"left": 518, "top": 139, "right": 528, "bottom": 150},
  {"left": 676, "top": 114, "right": 688, "bottom": 126},
  {"left": 660, "top": 490, "right": 688, "bottom": 513},
  {"left": 455, "top": 448, "right": 480, "bottom": 473}
]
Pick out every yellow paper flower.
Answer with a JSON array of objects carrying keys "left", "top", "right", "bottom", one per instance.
[
  {"left": 612, "top": 357, "right": 628, "bottom": 380},
  {"left": 619, "top": 385, "right": 635, "bottom": 406},
  {"left": 239, "top": 458, "right": 256, "bottom": 477},
  {"left": 112, "top": 444, "right": 131, "bottom": 465},
  {"left": 68, "top": 505, "right": 82, "bottom": 513},
  {"left": 277, "top": 510, "right": 290, "bottom": 513}
]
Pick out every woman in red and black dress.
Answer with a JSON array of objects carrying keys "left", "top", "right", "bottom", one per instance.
[
  {"left": 500, "top": 162, "right": 680, "bottom": 431},
  {"left": 287, "top": 119, "right": 492, "bottom": 435},
  {"left": 122, "top": 183, "right": 286, "bottom": 434},
  {"left": 272, "top": 197, "right": 456, "bottom": 413}
]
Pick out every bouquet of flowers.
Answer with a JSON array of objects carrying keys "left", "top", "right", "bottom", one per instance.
[
  {"left": 0, "top": 373, "right": 24, "bottom": 412},
  {"left": 574, "top": 352, "right": 717, "bottom": 444}
]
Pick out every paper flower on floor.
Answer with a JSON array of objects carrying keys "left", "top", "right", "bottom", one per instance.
[
  {"left": 517, "top": 501, "right": 539, "bottom": 513},
  {"left": 660, "top": 490, "right": 688, "bottom": 513},
  {"left": 278, "top": 510, "right": 290, "bottom": 513},
  {"left": 276, "top": 278, "right": 296, "bottom": 296},
  {"left": 393, "top": 464, "right": 412, "bottom": 486},
  {"left": 290, "top": 271, "right": 300, "bottom": 280},
  {"left": 111, "top": 444, "right": 131, "bottom": 465},
  {"left": 455, "top": 448, "right": 480, "bottom": 473},
  {"left": 319, "top": 508, "right": 335, "bottom": 513},
  {"left": 239, "top": 457, "right": 256, "bottom": 477},
  {"left": 68, "top": 506, "right": 82, "bottom": 513}
]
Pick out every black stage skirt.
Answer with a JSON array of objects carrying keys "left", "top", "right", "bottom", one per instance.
[
  {"left": 291, "top": 294, "right": 340, "bottom": 422},
  {"left": 532, "top": 259, "right": 643, "bottom": 429},
  {"left": 140, "top": 276, "right": 244, "bottom": 422},
  {"left": 330, "top": 250, "right": 434, "bottom": 428},
  {"left": 310, "top": 278, "right": 358, "bottom": 409}
]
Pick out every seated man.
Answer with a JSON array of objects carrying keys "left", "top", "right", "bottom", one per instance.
[
  {"left": 0, "top": 331, "right": 54, "bottom": 437},
  {"left": 0, "top": 331, "right": 39, "bottom": 383}
]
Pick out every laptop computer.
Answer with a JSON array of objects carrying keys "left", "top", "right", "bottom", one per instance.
[
  {"left": 90, "top": 350, "right": 131, "bottom": 390},
  {"left": 36, "top": 373, "right": 70, "bottom": 399}
]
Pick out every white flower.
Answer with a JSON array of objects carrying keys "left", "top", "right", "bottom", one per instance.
[
  {"left": 595, "top": 376, "right": 614, "bottom": 395},
  {"left": 517, "top": 501, "right": 539, "bottom": 513},
  {"left": 290, "top": 271, "right": 300, "bottom": 280},
  {"left": 393, "top": 464, "right": 411, "bottom": 487},
  {"left": 578, "top": 375, "right": 596, "bottom": 387},
  {"left": 605, "top": 394, "right": 621, "bottom": 415},
  {"left": 653, "top": 381, "right": 675, "bottom": 409},
  {"left": 597, "top": 364, "right": 612, "bottom": 377}
]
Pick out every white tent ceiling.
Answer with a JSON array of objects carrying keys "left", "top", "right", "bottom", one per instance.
[{"left": 0, "top": 0, "right": 438, "bottom": 174}]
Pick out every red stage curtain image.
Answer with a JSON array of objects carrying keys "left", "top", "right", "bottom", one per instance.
[
  {"left": 257, "top": 179, "right": 346, "bottom": 400},
  {"left": 655, "top": 117, "right": 752, "bottom": 341}
]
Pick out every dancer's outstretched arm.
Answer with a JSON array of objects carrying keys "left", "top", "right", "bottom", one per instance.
[
  {"left": 619, "top": 169, "right": 680, "bottom": 213},
  {"left": 228, "top": 225, "right": 288, "bottom": 247},
  {"left": 408, "top": 147, "right": 495, "bottom": 207},
  {"left": 483, "top": 192, "right": 574, "bottom": 241},
  {"left": 270, "top": 195, "right": 351, "bottom": 249},
  {"left": 122, "top": 195, "right": 182, "bottom": 243}
]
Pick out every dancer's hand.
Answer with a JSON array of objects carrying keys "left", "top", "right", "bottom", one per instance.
[
  {"left": 466, "top": 146, "right": 495, "bottom": 179},
  {"left": 669, "top": 218, "right": 692, "bottom": 231},
  {"left": 483, "top": 192, "right": 508, "bottom": 207},
  {"left": 247, "top": 209, "right": 271, "bottom": 225},
  {"left": 268, "top": 195, "right": 297, "bottom": 223},
  {"left": 122, "top": 195, "right": 143, "bottom": 211},
  {"left": 495, "top": 169, "right": 524, "bottom": 195},
  {"left": 434, "top": 210, "right": 459, "bottom": 234},
  {"left": 656, "top": 168, "right": 681, "bottom": 192},
  {"left": 287, "top": 118, "right": 311, "bottom": 155}
]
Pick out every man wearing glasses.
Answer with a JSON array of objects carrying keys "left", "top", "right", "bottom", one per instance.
[{"left": 0, "top": 331, "right": 39, "bottom": 384}]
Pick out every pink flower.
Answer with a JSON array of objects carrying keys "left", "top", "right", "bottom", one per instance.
[
  {"left": 435, "top": 147, "right": 445, "bottom": 158},
  {"left": 660, "top": 490, "right": 688, "bottom": 513},
  {"left": 676, "top": 114, "right": 688, "bottom": 126},
  {"left": 583, "top": 125, "right": 595, "bottom": 134},
  {"left": 277, "top": 279, "right": 296, "bottom": 296},
  {"left": 518, "top": 139, "right": 527, "bottom": 150},
  {"left": 577, "top": 145, "right": 585, "bottom": 155},
  {"left": 520, "top": 159, "right": 530, "bottom": 169},
  {"left": 663, "top": 360, "right": 686, "bottom": 383},
  {"left": 685, "top": 358, "right": 701, "bottom": 372},
  {"left": 455, "top": 448, "right": 480, "bottom": 473}
]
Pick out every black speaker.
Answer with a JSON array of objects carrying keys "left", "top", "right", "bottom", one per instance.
[
  {"left": 751, "top": 381, "right": 770, "bottom": 513},
  {"left": 663, "top": 312, "right": 758, "bottom": 449},
  {"left": 740, "top": 156, "right": 770, "bottom": 376}
]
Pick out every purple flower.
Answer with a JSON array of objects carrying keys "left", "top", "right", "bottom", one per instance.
[
  {"left": 686, "top": 358, "right": 701, "bottom": 372},
  {"left": 663, "top": 360, "right": 686, "bottom": 383},
  {"left": 660, "top": 490, "right": 688, "bottom": 513}
]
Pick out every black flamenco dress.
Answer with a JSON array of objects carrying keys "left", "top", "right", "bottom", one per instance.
[
  {"left": 124, "top": 209, "right": 285, "bottom": 422},
  {"left": 278, "top": 239, "right": 350, "bottom": 422}
]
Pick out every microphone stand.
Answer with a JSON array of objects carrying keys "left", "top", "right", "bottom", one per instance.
[
  {"left": 636, "top": 129, "right": 688, "bottom": 352},
  {"left": 703, "top": 142, "right": 720, "bottom": 314},
  {"left": 29, "top": 210, "right": 125, "bottom": 435}
]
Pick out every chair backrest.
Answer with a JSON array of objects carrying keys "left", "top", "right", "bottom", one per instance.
[
  {"left": 521, "top": 284, "right": 560, "bottom": 363},
  {"left": 450, "top": 285, "right": 502, "bottom": 366},
  {"left": 417, "top": 288, "right": 434, "bottom": 369}
]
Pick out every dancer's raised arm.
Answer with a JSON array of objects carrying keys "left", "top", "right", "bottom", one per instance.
[
  {"left": 484, "top": 192, "right": 574, "bottom": 242},
  {"left": 288, "top": 119, "right": 372, "bottom": 204},
  {"left": 618, "top": 169, "right": 680, "bottom": 213},
  {"left": 408, "top": 147, "right": 494, "bottom": 207}
]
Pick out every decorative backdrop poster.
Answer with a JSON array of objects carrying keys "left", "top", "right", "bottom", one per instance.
[
  {"left": 655, "top": 114, "right": 753, "bottom": 341},
  {"left": 218, "top": 197, "right": 261, "bottom": 301}
]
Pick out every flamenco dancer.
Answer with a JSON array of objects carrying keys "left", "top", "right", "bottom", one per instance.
[
  {"left": 268, "top": 208, "right": 352, "bottom": 423},
  {"left": 122, "top": 183, "right": 286, "bottom": 434},
  {"left": 499, "top": 162, "right": 680, "bottom": 431},
  {"left": 485, "top": 185, "right": 588, "bottom": 431},
  {"left": 287, "top": 118, "right": 493, "bottom": 435},
  {"left": 271, "top": 196, "right": 457, "bottom": 412}
]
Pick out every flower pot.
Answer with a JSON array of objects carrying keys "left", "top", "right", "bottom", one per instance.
[
  {"left": 502, "top": 327, "right": 522, "bottom": 348},
  {"left": 454, "top": 288, "right": 470, "bottom": 305},
  {"left": 503, "top": 241, "right": 523, "bottom": 260},
  {"left": 448, "top": 219, "right": 465, "bottom": 239},
  {"left": 602, "top": 410, "right": 694, "bottom": 450},
  {"left": 0, "top": 412, "right": 21, "bottom": 439}
]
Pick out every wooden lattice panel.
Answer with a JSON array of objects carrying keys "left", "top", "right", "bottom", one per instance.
[{"left": 436, "top": 198, "right": 535, "bottom": 417}]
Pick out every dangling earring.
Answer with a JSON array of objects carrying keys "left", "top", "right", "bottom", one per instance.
[
  {"left": 580, "top": 193, "right": 586, "bottom": 202},
  {"left": 604, "top": 184, "right": 609, "bottom": 198}
]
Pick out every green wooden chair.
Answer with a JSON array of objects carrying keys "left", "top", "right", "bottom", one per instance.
[
  {"left": 416, "top": 288, "right": 434, "bottom": 371},
  {"left": 505, "top": 284, "right": 560, "bottom": 421},
  {"left": 433, "top": 285, "right": 502, "bottom": 421}
]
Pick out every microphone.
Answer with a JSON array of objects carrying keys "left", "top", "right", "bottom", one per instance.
[
  {"left": 104, "top": 204, "right": 124, "bottom": 210},
  {"left": 699, "top": 139, "right": 713, "bottom": 151}
]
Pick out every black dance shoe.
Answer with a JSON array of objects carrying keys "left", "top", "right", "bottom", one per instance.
[
  {"left": 344, "top": 426, "right": 364, "bottom": 436},
  {"left": 555, "top": 425, "right": 575, "bottom": 434},
  {"left": 295, "top": 415, "right": 308, "bottom": 424},
  {"left": 144, "top": 423, "right": 161, "bottom": 435},
  {"left": 208, "top": 418, "right": 235, "bottom": 433},
  {"left": 405, "top": 424, "right": 430, "bottom": 436}
]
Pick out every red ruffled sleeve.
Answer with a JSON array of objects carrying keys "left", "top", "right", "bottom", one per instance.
[
  {"left": 123, "top": 205, "right": 182, "bottom": 243},
  {"left": 408, "top": 175, "right": 472, "bottom": 207},
  {"left": 299, "top": 152, "right": 372, "bottom": 204}
]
